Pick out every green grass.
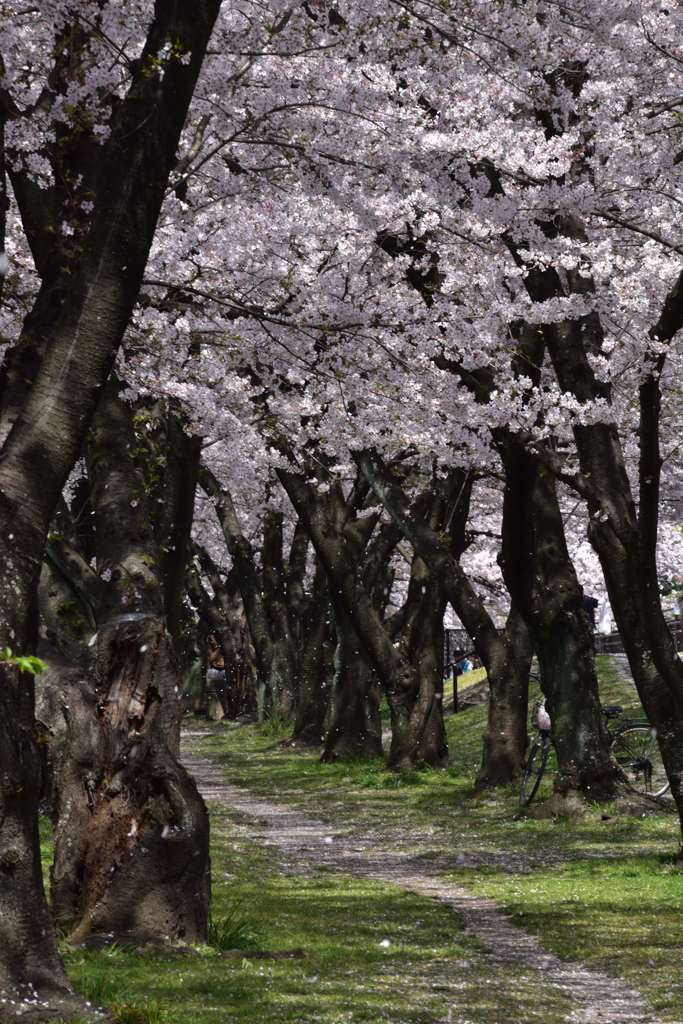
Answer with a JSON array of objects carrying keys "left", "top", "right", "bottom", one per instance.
[
  {"left": 452, "top": 854, "right": 683, "bottom": 1020},
  {"left": 183, "top": 656, "right": 683, "bottom": 1021},
  {"left": 207, "top": 902, "right": 259, "bottom": 951},
  {"left": 46, "top": 656, "right": 683, "bottom": 1022},
  {"left": 48, "top": 807, "right": 573, "bottom": 1024}
]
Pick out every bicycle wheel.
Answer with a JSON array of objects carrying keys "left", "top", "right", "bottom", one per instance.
[
  {"left": 612, "top": 725, "right": 670, "bottom": 797},
  {"left": 519, "top": 735, "right": 550, "bottom": 808}
]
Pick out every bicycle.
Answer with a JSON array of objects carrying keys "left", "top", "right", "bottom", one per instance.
[{"left": 519, "top": 701, "right": 671, "bottom": 808}]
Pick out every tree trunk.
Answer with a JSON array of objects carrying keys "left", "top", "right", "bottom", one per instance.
[
  {"left": 391, "top": 561, "right": 449, "bottom": 768},
  {"left": 535, "top": 252, "right": 683, "bottom": 822},
  {"left": 0, "top": 647, "right": 73, "bottom": 1006},
  {"left": 39, "top": 629, "right": 210, "bottom": 945},
  {"left": 476, "top": 607, "right": 531, "bottom": 789},
  {"left": 262, "top": 509, "right": 297, "bottom": 718},
  {"left": 292, "top": 562, "right": 331, "bottom": 745},
  {"left": 498, "top": 439, "right": 616, "bottom": 798},
  {"left": 322, "top": 604, "right": 383, "bottom": 761},
  {"left": 40, "top": 381, "right": 210, "bottom": 943},
  {"left": 359, "top": 455, "right": 532, "bottom": 783},
  {"left": 0, "top": 4, "right": 220, "bottom": 1001},
  {"left": 200, "top": 467, "right": 288, "bottom": 721},
  {"left": 279, "top": 470, "right": 444, "bottom": 770},
  {"left": 189, "top": 551, "right": 257, "bottom": 720},
  {"left": 140, "top": 401, "right": 202, "bottom": 684}
]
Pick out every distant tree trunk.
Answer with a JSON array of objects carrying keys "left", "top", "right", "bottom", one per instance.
[
  {"left": 40, "top": 381, "right": 210, "bottom": 944},
  {"left": 190, "top": 550, "right": 257, "bottom": 720},
  {"left": 140, "top": 400, "right": 202, "bottom": 683},
  {"left": 321, "top": 514, "right": 404, "bottom": 760},
  {"left": 392, "top": 557, "right": 449, "bottom": 768},
  {"left": 199, "top": 466, "right": 296, "bottom": 720},
  {"left": 262, "top": 509, "right": 297, "bottom": 718},
  {"left": 292, "top": 561, "right": 331, "bottom": 745},
  {"left": 359, "top": 455, "right": 532, "bottom": 785},
  {"left": 279, "top": 470, "right": 447, "bottom": 770}
]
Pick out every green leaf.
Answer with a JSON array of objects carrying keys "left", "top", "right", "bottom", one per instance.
[{"left": 0, "top": 648, "right": 47, "bottom": 675}]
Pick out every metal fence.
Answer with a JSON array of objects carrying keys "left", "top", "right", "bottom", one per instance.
[
  {"left": 444, "top": 620, "right": 683, "bottom": 673},
  {"left": 443, "top": 628, "right": 476, "bottom": 671}
]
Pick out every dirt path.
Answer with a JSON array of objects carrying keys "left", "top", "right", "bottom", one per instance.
[{"left": 182, "top": 735, "right": 663, "bottom": 1024}]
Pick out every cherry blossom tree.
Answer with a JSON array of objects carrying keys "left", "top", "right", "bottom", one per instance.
[{"left": 0, "top": 0, "right": 220, "bottom": 1009}]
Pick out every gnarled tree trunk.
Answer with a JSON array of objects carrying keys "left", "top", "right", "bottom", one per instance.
[{"left": 40, "top": 381, "right": 210, "bottom": 944}]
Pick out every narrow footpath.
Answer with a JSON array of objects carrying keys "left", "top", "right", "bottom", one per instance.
[{"left": 182, "top": 734, "right": 664, "bottom": 1024}]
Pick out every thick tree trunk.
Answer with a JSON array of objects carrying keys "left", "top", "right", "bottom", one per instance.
[
  {"left": 498, "top": 440, "right": 616, "bottom": 798},
  {"left": 39, "top": 626, "right": 210, "bottom": 944},
  {"left": 0, "top": 5, "right": 220, "bottom": 1002},
  {"left": 322, "top": 604, "right": 382, "bottom": 761},
  {"left": 476, "top": 607, "right": 531, "bottom": 789},
  {"left": 40, "top": 382, "right": 210, "bottom": 943}
]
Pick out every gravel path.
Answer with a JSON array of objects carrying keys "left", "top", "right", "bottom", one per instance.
[{"left": 182, "top": 734, "right": 664, "bottom": 1024}]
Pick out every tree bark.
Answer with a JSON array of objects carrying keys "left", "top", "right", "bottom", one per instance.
[
  {"left": 0, "top": 2, "right": 220, "bottom": 1002},
  {"left": 322, "top": 603, "right": 383, "bottom": 761},
  {"left": 39, "top": 381, "right": 210, "bottom": 944},
  {"left": 497, "top": 432, "right": 616, "bottom": 798}
]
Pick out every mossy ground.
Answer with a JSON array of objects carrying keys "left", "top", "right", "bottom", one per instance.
[{"left": 51, "top": 657, "right": 682, "bottom": 1022}]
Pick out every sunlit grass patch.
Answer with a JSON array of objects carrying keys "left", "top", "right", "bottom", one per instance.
[{"left": 451, "top": 853, "right": 683, "bottom": 1021}]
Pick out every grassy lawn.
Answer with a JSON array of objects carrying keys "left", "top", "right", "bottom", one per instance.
[
  {"left": 183, "top": 656, "right": 683, "bottom": 1022},
  {"left": 48, "top": 656, "right": 683, "bottom": 1022},
  {"left": 50, "top": 807, "right": 573, "bottom": 1024}
]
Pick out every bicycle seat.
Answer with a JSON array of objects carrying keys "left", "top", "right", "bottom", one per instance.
[{"left": 601, "top": 705, "right": 623, "bottom": 719}]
